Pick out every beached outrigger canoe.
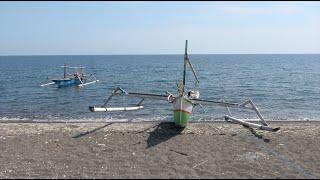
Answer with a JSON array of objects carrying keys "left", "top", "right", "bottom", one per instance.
[
  {"left": 40, "top": 64, "right": 99, "bottom": 88},
  {"left": 89, "top": 40, "right": 280, "bottom": 132}
]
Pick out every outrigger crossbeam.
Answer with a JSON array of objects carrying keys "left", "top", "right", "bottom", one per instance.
[
  {"left": 191, "top": 98, "right": 279, "bottom": 131},
  {"left": 224, "top": 115, "right": 280, "bottom": 132},
  {"left": 89, "top": 87, "right": 172, "bottom": 112}
]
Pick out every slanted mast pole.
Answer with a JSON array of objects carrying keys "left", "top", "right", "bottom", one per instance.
[{"left": 182, "top": 40, "right": 188, "bottom": 94}]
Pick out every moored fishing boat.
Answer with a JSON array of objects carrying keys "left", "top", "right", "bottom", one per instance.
[
  {"left": 89, "top": 40, "right": 279, "bottom": 131},
  {"left": 40, "top": 64, "right": 99, "bottom": 88}
]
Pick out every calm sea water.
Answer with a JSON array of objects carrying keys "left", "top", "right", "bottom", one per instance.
[{"left": 0, "top": 54, "right": 320, "bottom": 122}]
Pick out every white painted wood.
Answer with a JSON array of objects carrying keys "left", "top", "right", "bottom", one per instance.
[{"left": 91, "top": 106, "right": 144, "bottom": 112}]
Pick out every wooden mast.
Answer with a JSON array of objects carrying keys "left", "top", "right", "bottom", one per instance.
[
  {"left": 63, "top": 64, "right": 67, "bottom": 79},
  {"left": 182, "top": 40, "right": 200, "bottom": 94},
  {"left": 182, "top": 40, "right": 188, "bottom": 94}
]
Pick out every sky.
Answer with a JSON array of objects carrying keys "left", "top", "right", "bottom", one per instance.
[{"left": 0, "top": 1, "right": 320, "bottom": 55}]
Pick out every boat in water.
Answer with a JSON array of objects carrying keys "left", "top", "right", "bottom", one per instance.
[{"left": 40, "top": 64, "right": 99, "bottom": 88}]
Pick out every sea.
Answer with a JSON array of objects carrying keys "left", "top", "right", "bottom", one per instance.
[{"left": 0, "top": 54, "right": 320, "bottom": 122}]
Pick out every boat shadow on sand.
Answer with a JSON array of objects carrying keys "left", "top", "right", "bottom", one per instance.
[
  {"left": 72, "top": 123, "right": 114, "bottom": 139},
  {"left": 147, "top": 122, "right": 185, "bottom": 148}
]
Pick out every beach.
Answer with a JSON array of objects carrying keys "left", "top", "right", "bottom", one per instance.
[{"left": 0, "top": 121, "right": 319, "bottom": 179}]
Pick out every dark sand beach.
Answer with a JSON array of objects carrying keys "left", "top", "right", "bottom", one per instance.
[{"left": 0, "top": 121, "right": 319, "bottom": 179}]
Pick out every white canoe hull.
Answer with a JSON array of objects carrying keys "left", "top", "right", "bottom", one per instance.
[{"left": 89, "top": 106, "right": 143, "bottom": 112}]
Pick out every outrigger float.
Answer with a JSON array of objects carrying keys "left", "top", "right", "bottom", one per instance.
[
  {"left": 89, "top": 40, "right": 280, "bottom": 132},
  {"left": 40, "top": 64, "right": 99, "bottom": 88}
]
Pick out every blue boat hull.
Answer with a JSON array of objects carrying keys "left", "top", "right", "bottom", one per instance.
[{"left": 52, "top": 78, "right": 82, "bottom": 88}]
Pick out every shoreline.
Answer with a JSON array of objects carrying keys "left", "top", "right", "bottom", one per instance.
[
  {"left": 1, "top": 119, "right": 320, "bottom": 123},
  {"left": 0, "top": 122, "right": 319, "bottom": 178}
]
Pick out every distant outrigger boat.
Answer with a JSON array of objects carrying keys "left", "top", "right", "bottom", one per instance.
[
  {"left": 89, "top": 40, "right": 280, "bottom": 132},
  {"left": 40, "top": 64, "right": 99, "bottom": 88}
]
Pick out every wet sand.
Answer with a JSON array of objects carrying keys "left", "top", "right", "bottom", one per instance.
[{"left": 0, "top": 121, "right": 319, "bottom": 179}]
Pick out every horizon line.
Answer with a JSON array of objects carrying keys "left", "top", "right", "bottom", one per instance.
[{"left": 1, "top": 53, "right": 320, "bottom": 57}]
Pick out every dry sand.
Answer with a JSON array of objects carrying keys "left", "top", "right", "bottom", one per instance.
[{"left": 0, "top": 121, "right": 319, "bottom": 179}]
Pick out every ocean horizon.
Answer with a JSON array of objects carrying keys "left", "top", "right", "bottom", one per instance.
[{"left": 1, "top": 54, "right": 320, "bottom": 122}]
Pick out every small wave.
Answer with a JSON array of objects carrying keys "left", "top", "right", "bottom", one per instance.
[
  {"left": 0, "top": 117, "right": 31, "bottom": 121},
  {"left": 0, "top": 116, "right": 319, "bottom": 123},
  {"left": 0, "top": 116, "right": 171, "bottom": 123}
]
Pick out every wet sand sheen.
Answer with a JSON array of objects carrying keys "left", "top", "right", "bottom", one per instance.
[{"left": 0, "top": 122, "right": 319, "bottom": 178}]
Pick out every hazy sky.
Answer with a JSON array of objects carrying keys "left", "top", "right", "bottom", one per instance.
[{"left": 0, "top": 1, "right": 320, "bottom": 55}]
